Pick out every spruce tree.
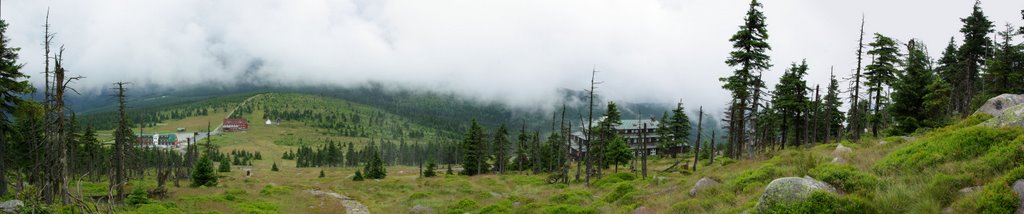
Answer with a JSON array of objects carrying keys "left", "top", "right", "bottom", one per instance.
[
  {"left": 363, "top": 144, "right": 386, "bottom": 179},
  {"left": 460, "top": 119, "right": 488, "bottom": 176},
  {"left": 656, "top": 112, "right": 672, "bottom": 156},
  {"left": 891, "top": 39, "right": 935, "bottom": 135},
  {"left": 669, "top": 103, "right": 691, "bottom": 158},
  {"left": 218, "top": 159, "right": 231, "bottom": 172},
  {"left": 513, "top": 124, "right": 530, "bottom": 171},
  {"left": 191, "top": 154, "right": 217, "bottom": 187},
  {"left": 319, "top": 169, "right": 325, "bottom": 178},
  {"left": 864, "top": 33, "right": 901, "bottom": 138},
  {"left": 923, "top": 78, "right": 953, "bottom": 127},
  {"left": 953, "top": 0, "right": 994, "bottom": 117},
  {"left": 0, "top": 19, "right": 32, "bottom": 197},
  {"left": 423, "top": 159, "right": 437, "bottom": 177},
  {"left": 821, "top": 72, "right": 845, "bottom": 143},
  {"left": 492, "top": 124, "right": 510, "bottom": 174},
  {"left": 772, "top": 61, "right": 810, "bottom": 148},
  {"left": 604, "top": 136, "right": 632, "bottom": 173},
  {"left": 982, "top": 24, "right": 1022, "bottom": 96},
  {"left": 722, "top": 0, "right": 771, "bottom": 159},
  {"left": 271, "top": 162, "right": 279, "bottom": 171}
]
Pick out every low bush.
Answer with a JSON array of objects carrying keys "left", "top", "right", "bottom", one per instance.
[
  {"left": 259, "top": 185, "right": 292, "bottom": 196},
  {"left": 550, "top": 190, "right": 593, "bottom": 205},
  {"left": 809, "top": 164, "right": 879, "bottom": 194},
  {"left": 976, "top": 184, "right": 1019, "bottom": 214},
  {"left": 726, "top": 164, "right": 781, "bottom": 192},
  {"left": 873, "top": 126, "right": 1023, "bottom": 173},
  {"left": 759, "top": 191, "right": 870, "bottom": 214},
  {"left": 925, "top": 173, "right": 972, "bottom": 205},
  {"left": 232, "top": 202, "right": 279, "bottom": 214},
  {"left": 447, "top": 198, "right": 480, "bottom": 214},
  {"left": 592, "top": 172, "right": 636, "bottom": 189},
  {"left": 126, "top": 187, "right": 153, "bottom": 206},
  {"left": 603, "top": 183, "right": 636, "bottom": 203},
  {"left": 540, "top": 204, "right": 596, "bottom": 214}
]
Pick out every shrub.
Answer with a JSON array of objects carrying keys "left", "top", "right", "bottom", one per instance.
[
  {"left": 479, "top": 203, "right": 513, "bottom": 214},
  {"left": 809, "top": 164, "right": 879, "bottom": 194},
  {"left": 925, "top": 173, "right": 972, "bottom": 205},
  {"left": 760, "top": 191, "right": 870, "bottom": 214},
  {"left": 727, "top": 164, "right": 780, "bottom": 192},
  {"left": 550, "top": 190, "right": 593, "bottom": 205},
  {"left": 424, "top": 159, "right": 438, "bottom": 177},
  {"left": 873, "top": 126, "right": 1022, "bottom": 173},
  {"left": 353, "top": 170, "right": 364, "bottom": 181},
  {"left": 540, "top": 204, "right": 595, "bottom": 214},
  {"left": 671, "top": 187, "right": 736, "bottom": 212},
  {"left": 259, "top": 185, "right": 291, "bottom": 196},
  {"left": 976, "top": 184, "right": 1018, "bottom": 214},
  {"left": 603, "top": 183, "right": 636, "bottom": 203},
  {"left": 592, "top": 172, "right": 636, "bottom": 189},
  {"left": 232, "top": 202, "right": 279, "bottom": 214},
  {"left": 271, "top": 162, "right": 279, "bottom": 171},
  {"left": 218, "top": 160, "right": 231, "bottom": 172},
  {"left": 447, "top": 198, "right": 480, "bottom": 214},
  {"left": 126, "top": 187, "right": 152, "bottom": 206}
]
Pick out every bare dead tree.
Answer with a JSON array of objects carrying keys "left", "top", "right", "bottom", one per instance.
[
  {"left": 110, "top": 82, "right": 131, "bottom": 202},
  {"left": 584, "top": 67, "right": 601, "bottom": 185}
]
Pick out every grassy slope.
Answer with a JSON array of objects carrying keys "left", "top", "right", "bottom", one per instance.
[{"left": 103, "top": 96, "right": 1024, "bottom": 213}]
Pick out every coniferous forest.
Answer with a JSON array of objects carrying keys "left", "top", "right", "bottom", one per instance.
[{"left": 0, "top": 1, "right": 1023, "bottom": 213}]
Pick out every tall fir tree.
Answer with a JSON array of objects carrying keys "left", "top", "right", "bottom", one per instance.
[
  {"left": 656, "top": 112, "right": 673, "bottom": 156},
  {"left": 982, "top": 24, "right": 1023, "bottom": 96},
  {"left": 669, "top": 103, "right": 691, "bottom": 158},
  {"left": 771, "top": 60, "right": 810, "bottom": 148},
  {"left": 603, "top": 136, "right": 631, "bottom": 173},
  {"left": 461, "top": 119, "right": 489, "bottom": 176},
  {"left": 492, "top": 124, "right": 509, "bottom": 174},
  {"left": 722, "top": 0, "right": 771, "bottom": 159},
  {"left": 953, "top": 0, "right": 994, "bottom": 117},
  {"left": 191, "top": 154, "right": 217, "bottom": 187},
  {"left": 821, "top": 72, "right": 845, "bottom": 143},
  {"left": 891, "top": 39, "right": 935, "bottom": 135},
  {"left": 0, "top": 19, "right": 32, "bottom": 197},
  {"left": 864, "top": 33, "right": 901, "bottom": 138}
]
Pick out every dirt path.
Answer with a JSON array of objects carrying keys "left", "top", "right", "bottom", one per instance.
[{"left": 308, "top": 189, "right": 369, "bottom": 214}]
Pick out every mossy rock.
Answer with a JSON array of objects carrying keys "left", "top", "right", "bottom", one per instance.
[
  {"left": 755, "top": 176, "right": 838, "bottom": 212},
  {"left": 980, "top": 103, "right": 1024, "bottom": 128}
]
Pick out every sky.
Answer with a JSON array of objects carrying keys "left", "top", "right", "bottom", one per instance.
[{"left": 1, "top": 0, "right": 1023, "bottom": 113}]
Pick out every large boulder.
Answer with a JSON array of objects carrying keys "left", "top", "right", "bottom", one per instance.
[
  {"left": 0, "top": 200, "right": 22, "bottom": 214},
  {"left": 755, "top": 176, "right": 838, "bottom": 212},
  {"left": 980, "top": 103, "right": 1024, "bottom": 128},
  {"left": 976, "top": 94, "right": 1024, "bottom": 117},
  {"left": 689, "top": 177, "right": 721, "bottom": 197}
]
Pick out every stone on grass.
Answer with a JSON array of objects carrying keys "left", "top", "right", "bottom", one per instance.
[
  {"left": 832, "top": 143, "right": 853, "bottom": 164},
  {"left": 410, "top": 204, "right": 435, "bottom": 214},
  {"left": 0, "top": 200, "right": 22, "bottom": 214},
  {"left": 689, "top": 177, "right": 721, "bottom": 197},
  {"left": 755, "top": 176, "right": 838, "bottom": 212}
]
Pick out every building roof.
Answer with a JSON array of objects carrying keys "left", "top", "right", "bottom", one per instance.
[{"left": 224, "top": 118, "right": 248, "bottom": 125}]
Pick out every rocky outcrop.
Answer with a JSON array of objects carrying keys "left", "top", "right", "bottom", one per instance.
[
  {"left": 755, "top": 176, "right": 838, "bottom": 212},
  {"left": 976, "top": 94, "right": 1024, "bottom": 116},
  {"left": 688, "top": 177, "right": 721, "bottom": 197},
  {"left": 977, "top": 94, "right": 1024, "bottom": 128}
]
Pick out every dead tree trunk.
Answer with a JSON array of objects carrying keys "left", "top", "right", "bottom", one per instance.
[{"left": 692, "top": 106, "right": 703, "bottom": 171}]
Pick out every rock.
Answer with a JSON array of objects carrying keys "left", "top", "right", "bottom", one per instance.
[
  {"left": 0, "top": 200, "right": 22, "bottom": 214},
  {"left": 489, "top": 191, "right": 503, "bottom": 198},
  {"left": 980, "top": 103, "right": 1024, "bottom": 128},
  {"left": 976, "top": 94, "right": 1024, "bottom": 117},
  {"left": 958, "top": 186, "right": 982, "bottom": 194},
  {"left": 1013, "top": 180, "right": 1024, "bottom": 214},
  {"left": 410, "top": 204, "right": 435, "bottom": 214},
  {"left": 832, "top": 143, "right": 853, "bottom": 164},
  {"left": 632, "top": 206, "right": 654, "bottom": 214},
  {"left": 755, "top": 176, "right": 838, "bottom": 212},
  {"left": 512, "top": 202, "right": 521, "bottom": 207},
  {"left": 689, "top": 177, "right": 721, "bottom": 197},
  {"left": 879, "top": 140, "right": 887, "bottom": 145}
]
